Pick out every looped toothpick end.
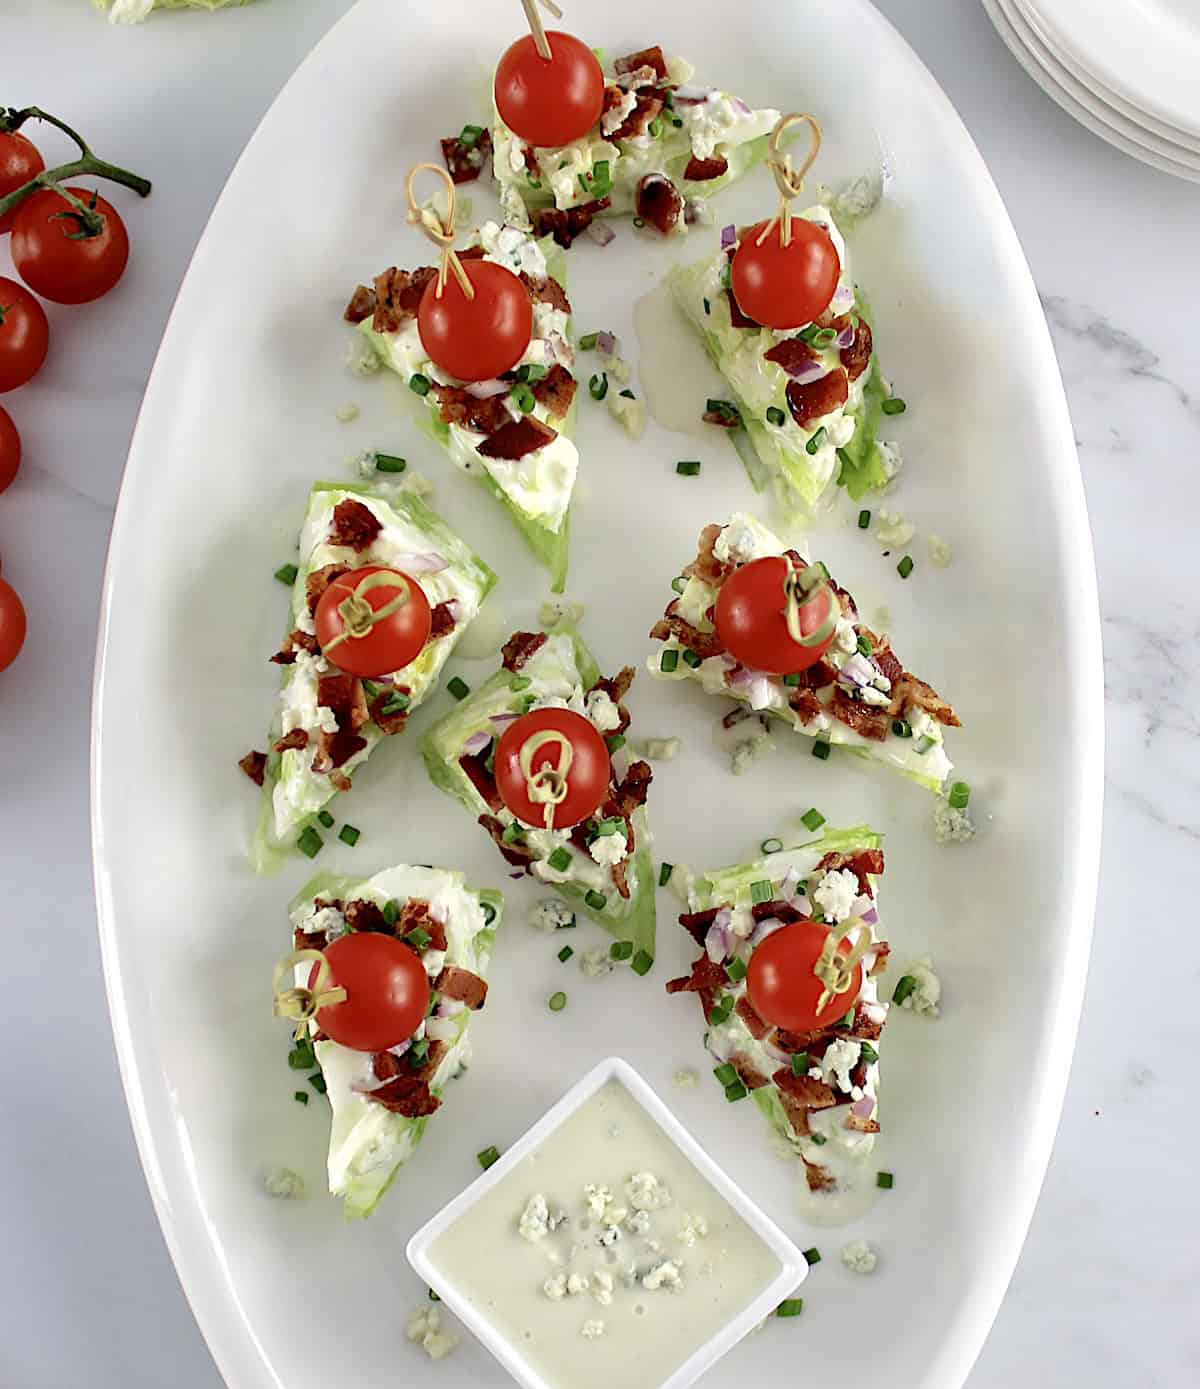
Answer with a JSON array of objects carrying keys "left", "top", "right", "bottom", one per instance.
[
  {"left": 272, "top": 949, "right": 347, "bottom": 1041},
  {"left": 757, "top": 112, "right": 823, "bottom": 249},
  {"left": 521, "top": 0, "right": 564, "bottom": 60},
  {"left": 405, "top": 161, "right": 474, "bottom": 300},
  {"left": 519, "top": 727, "right": 575, "bottom": 830}
]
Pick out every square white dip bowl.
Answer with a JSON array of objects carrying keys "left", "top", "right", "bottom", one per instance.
[{"left": 408, "top": 1056, "right": 808, "bottom": 1389}]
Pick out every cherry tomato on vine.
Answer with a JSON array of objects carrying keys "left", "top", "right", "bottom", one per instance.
[
  {"left": 0, "top": 406, "right": 20, "bottom": 494},
  {"left": 714, "top": 555, "right": 837, "bottom": 675},
  {"left": 0, "top": 278, "right": 49, "bottom": 394},
  {"left": 0, "top": 577, "right": 27, "bottom": 673},
  {"left": 308, "top": 932, "right": 429, "bottom": 1052},
  {"left": 494, "top": 30, "right": 605, "bottom": 148},
  {"left": 494, "top": 706, "right": 610, "bottom": 830},
  {"left": 315, "top": 566, "right": 431, "bottom": 678},
  {"left": 0, "top": 131, "right": 45, "bottom": 235},
  {"left": 731, "top": 218, "right": 840, "bottom": 330},
  {"left": 747, "top": 920, "right": 863, "bottom": 1033},
  {"left": 418, "top": 260, "right": 532, "bottom": 383},
  {"left": 11, "top": 186, "right": 130, "bottom": 305}
]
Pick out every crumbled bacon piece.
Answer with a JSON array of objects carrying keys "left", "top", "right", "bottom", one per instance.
[
  {"left": 459, "top": 750, "right": 502, "bottom": 812},
  {"left": 814, "top": 848, "right": 885, "bottom": 898},
  {"left": 368, "top": 684, "right": 411, "bottom": 736},
  {"left": 312, "top": 729, "right": 367, "bottom": 773},
  {"left": 683, "top": 523, "right": 735, "bottom": 585},
  {"left": 840, "top": 316, "right": 872, "bottom": 382},
  {"left": 328, "top": 498, "right": 383, "bottom": 552},
  {"left": 399, "top": 900, "right": 446, "bottom": 952},
  {"left": 428, "top": 602, "right": 456, "bottom": 640},
  {"left": 477, "top": 415, "right": 558, "bottom": 460},
  {"left": 238, "top": 750, "right": 267, "bottom": 786},
  {"left": 369, "top": 1074, "right": 441, "bottom": 1117},
  {"left": 730, "top": 1054, "right": 771, "bottom": 1090},
  {"left": 735, "top": 995, "right": 770, "bottom": 1041},
  {"left": 614, "top": 92, "right": 664, "bottom": 141},
  {"left": 501, "top": 631, "right": 547, "bottom": 672},
  {"left": 305, "top": 563, "right": 350, "bottom": 616},
  {"left": 587, "top": 667, "right": 635, "bottom": 734},
  {"left": 605, "top": 760, "right": 652, "bottom": 819},
  {"left": 636, "top": 173, "right": 683, "bottom": 235},
  {"left": 830, "top": 686, "right": 890, "bottom": 741},
  {"left": 370, "top": 265, "right": 437, "bottom": 334},
  {"left": 847, "top": 1111, "right": 881, "bottom": 1134},
  {"left": 479, "top": 812, "right": 538, "bottom": 868},
  {"left": 344, "top": 283, "right": 376, "bottom": 324},
  {"left": 431, "top": 384, "right": 513, "bottom": 435},
  {"left": 371, "top": 1050, "right": 405, "bottom": 1083},
  {"left": 270, "top": 628, "right": 320, "bottom": 666},
  {"left": 435, "top": 964, "right": 488, "bottom": 1010},
  {"left": 750, "top": 899, "right": 805, "bottom": 925},
  {"left": 803, "top": 1158, "right": 837, "bottom": 1192},
  {"left": 409, "top": 1039, "right": 448, "bottom": 1085},
  {"left": 293, "top": 926, "right": 326, "bottom": 952},
  {"left": 272, "top": 729, "right": 309, "bottom": 753},
  {"left": 788, "top": 687, "right": 824, "bottom": 725},
  {"left": 532, "top": 197, "right": 612, "bottom": 249},
  {"left": 611, "top": 857, "right": 631, "bottom": 900},
  {"left": 440, "top": 127, "right": 493, "bottom": 184},
  {"left": 786, "top": 367, "right": 849, "bottom": 428},
  {"left": 649, "top": 608, "right": 725, "bottom": 659},
  {"left": 318, "top": 672, "right": 368, "bottom": 734},
  {"left": 531, "top": 363, "right": 577, "bottom": 419},
  {"left": 519, "top": 271, "right": 571, "bottom": 316},
  {"left": 889, "top": 672, "right": 961, "bottom": 727},
  {"left": 678, "top": 907, "right": 719, "bottom": 947},
  {"left": 870, "top": 942, "right": 891, "bottom": 977},
  {"left": 329, "top": 771, "right": 352, "bottom": 793},
  {"left": 614, "top": 45, "right": 668, "bottom": 79},
  {"left": 728, "top": 284, "right": 759, "bottom": 329},
  {"left": 684, "top": 154, "right": 729, "bottom": 182},
  {"left": 344, "top": 898, "right": 390, "bottom": 934},
  {"left": 773, "top": 1065, "right": 838, "bottom": 1111},
  {"left": 666, "top": 954, "right": 726, "bottom": 1019},
  {"left": 764, "top": 337, "right": 820, "bottom": 374}
]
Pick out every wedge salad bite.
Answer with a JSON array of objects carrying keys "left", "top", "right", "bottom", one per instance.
[
  {"left": 238, "top": 482, "right": 496, "bottom": 871},
  {"left": 422, "top": 628, "right": 657, "bottom": 965},
  {"left": 667, "top": 828, "right": 890, "bottom": 1197},
  {"left": 277, "top": 864, "right": 503, "bottom": 1219},
  {"left": 491, "top": 14, "right": 781, "bottom": 244},
  {"left": 345, "top": 201, "right": 578, "bottom": 590},
  {"left": 648, "top": 513, "right": 960, "bottom": 792}
]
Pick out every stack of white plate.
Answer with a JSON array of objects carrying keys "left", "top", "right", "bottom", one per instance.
[{"left": 982, "top": 0, "right": 1200, "bottom": 181}]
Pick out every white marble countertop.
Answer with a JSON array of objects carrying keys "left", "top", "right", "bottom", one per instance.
[{"left": 3, "top": 1, "right": 1196, "bottom": 1385}]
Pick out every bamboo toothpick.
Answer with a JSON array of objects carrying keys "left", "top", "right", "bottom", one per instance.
[
  {"left": 405, "top": 162, "right": 474, "bottom": 299},
  {"left": 521, "top": 0, "right": 563, "bottom": 60},
  {"left": 756, "top": 112, "right": 823, "bottom": 248}
]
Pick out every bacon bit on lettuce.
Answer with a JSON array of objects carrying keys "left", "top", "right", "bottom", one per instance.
[
  {"left": 606, "top": 759, "right": 653, "bottom": 818},
  {"left": 272, "top": 729, "right": 309, "bottom": 753},
  {"left": 750, "top": 899, "right": 805, "bottom": 925},
  {"left": 830, "top": 686, "right": 890, "bottom": 741},
  {"left": 788, "top": 687, "right": 824, "bottom": 725},
  {"left": 428, "top": 602, "right": 456, "bottom": 641},
  {"left": 731, "top": 1053, "right": 771, "bottom": 1089},
  {"left": 431, "top": 383, "right": 512, "bottom": 435},
  {"left": 519, "top": 271, "right": 572, "bottom": 316},
  {"left": 343, "top": 898, "right": 390, "bottom": 934},
  {"left": 500, "top": 630, "right": 548, "bottom": 672},
  {"left": 649, "top": 607, "right": 726, "bottom": 659},
  {"left": 369, "top": 683, "right": 412, "bottom": 737},
  {"left": 306, "top": 563, "right": 350, "bottom": 616},
  {"left": 786, "top": 367, "right": 849, "bottom": 428},
  {"left": 814, "top": 847, "right": 885, "bottom": 898},
  {"left": 370, "top": 265, "right": 438, "bottom": 334},
  {"left": 614, "top": 91, "right": 664, "bottom": 141},
  {"left": 409, "top": 1039, "right": 449, "bottom": 1085},
  {"left": 614, "top": 45, "right": 669, "bottom": 79},
  {"left": 611, "top": 857, "right": 632, "bottom": 900},
  {"left": 369, "top": 1073, "right": 442, "bottom": 1117},
  {"left": 479, "top": 812, "right": 539, "bottom": 868},
  {"left": 440, "top": 127, "right": 493, "bottom": 184},
  {"left": 435, "top": 965, "right": 489, "bottom": 1010},
  {"left": 318, "top": 672, "right": 369, "bottom": 734},
  {"left": 684, "top": 154, "right": 729, "bottom": 181},
  {"left": 803, "top": 1158, "right": 837, "bottom": 1192},
  {"left": 889, "top": 672, "right": 961, "bottom": 727},
  {"left": 270, "top": 628, "right": 320, "bottom": 666},
  {"left": 678, "top": 907, "right": 720, "bottom": 946},
  {"left": 665, "top": 953, "right": 727, "bottom": 1004},
  {"left": 533, "top": 197, "right": 612, "bottom": 249},
  {"left": 312, "top": 728, "right": 367, "bottom": 774},
  {"left": 531, "top": 363, "right": 577, "bottom": 419},
  {"left": 847, "top": 1110, "right": 881, "bottom": 1134},
  {"left": 343, "top": 283, "right": 376, "bottom": 324},
  {"left": 398, "top": 900, "right": 447, "bottom": 952},
  {"left": 329, "top": 771, "right": 353, "bottom": 793},
  {"left": 636, "top": 173, "right": 684, "bottom": 235},
  {"left": 587, "top": 666, "right": 636, "bottom": 734},
  {"left": 870, "top": 941, "right": 891, "bottom": 977},
  {"left": 764, "top": 337, "right": 820, "bottom": 374},
  {"left": 459, "top": 750, "right": 503, "bottom": 811},
  {"left": 238, "top": 749, "right": 267, "bottom": 786},
  {"left": 328, "top": 498, "right": 383, "bottom": 552},
  {"left": 683, "top": 523, "right": 734, "bottom": 585},
  {"left": 293, "top": 926, "right": 326, "bottom": 952},
  {"left": 839, "top": 315, "right": 873, "bottom": 383},
  {"left": 854, "top": 628, "right": 903, "bottom": 685},
  {"left": 735, "top": 995, "right": 771, "bottom": 1041},
  {"left": 477, "top": 414, "right": 558, "bottom": 460},
  {"left": 773, "top": 1065, "right": 838, "bottom": 1112},
  {"left": 371, "top": 1049, "right": 406, "bottom": 1083}
]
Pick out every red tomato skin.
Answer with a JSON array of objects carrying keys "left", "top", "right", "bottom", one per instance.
[
  {"left": 0, "top": 577, "right": 27, "bottom": 673},
  {"left": 311, "top": 933, "right": 430, "bottom": 1052},
  {"left": 714, "top": 555, "right": 837, "bottom": 675},
  {"left": 0, "top": 132, "right": 46, "bottom": 235},
  {"left": 0, "top": 406, "right": 20, "bottom": 493},
  {"left": 746, "top": 920, "right": 863, "bottom": 1033},
  {"left": 418, "top": 260, "right": 533, "bottom": 383},
  {"left": 0, "top": 277, "right": 50, "bottom": 393},
  {"left": 494, "top": 707, "right": 611, "bottom": 830},
  {"left": 494, "top": 30, "right": 605, "bottom": 149},
  {"left": 11, "top": 186, "right": 130, "bottom": 305},
  {"left": 731, "top": 219, "right": 840, "bottom": 330},
  {"left": 315, "top": 566, "right": 432, "bottom": 678}
]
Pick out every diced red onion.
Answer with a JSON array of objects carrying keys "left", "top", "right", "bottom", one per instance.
[
  {"left": 838, "top": 653, "right": 876, "bottom": 687},
  {"left": 720, "top": 223, "right": 737, "bottom": 249},
  {"left": 762, "top": 1032, "right": 795, "bottom": 1064},
  {"left": 750, "top": 915, "right": 787, "bottom": 949},
  {"left": 489, "top": 711, "right": 520, "bottom": 728},
  {"left": 705, "top": 907, "right": 735, "bottom": 962},
  {"left": 509, "top": 870, "right": 525, "bottom": 879},
  {"left": 445, "top": 599, "right": 462, "bottom": 622},
  {"left": 616, "top": 64, "right": 658, "bottom": 91},
  {"left": 392, "top": 551, "right": 450, "bottom": 575},
  {"left": 859, "top": 905, "right": 879, "bottom": 925},
  {"left": 779, "top": 866, "right": 801, "bottom": 901},
  {"left": 586, "top": 220, "right": 616, "bottom": 247},
  {"left": 851, "top": 1095, "right": 876, "bottom": 1120},
  {"left": 438, "top": 998, "right": 466, "bottom": 1017},
  {"left": 546, "top": 331, "right": 570, "bottom": 365},
  {"left": 596, "top": 330, "right": 618, "bottom": 356},
  {"left": 465, "top": 378, "right": 512, "bottom": 398},
  {"left": 611, "top": 748, "right": 631, "bottom": 781},
  {"left": 732, "top": 95, "right": 752, "bottom": 115},
  {"left": 462, "top": 730, "right": 491, "bottom": 756},
  {"left": 728, "top": 665, "right": 775, "bottom": 709},
  {"left": 835, "top": 324, "right": 855, "bottom": 349},
  {"left": 781, "top": 355, "right": 828, "bottom": 384},
  {"left": 672, "top": 84, "right": 713, "bottom": 104},
  {"left": 829, "top": 283, "right": 855, "bottom": 315},
  {"left": 425, "top": 1016, "right": 459, "bottom": 1043}
]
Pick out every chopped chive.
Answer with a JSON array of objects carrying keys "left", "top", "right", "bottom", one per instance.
[
  {"left": 703, "top": 297, "right": 712, "bottom": 315},
  {"left": 660, "top": 649, "right": 680, "bottom": 674},
  {"left": 512, "top": 383, "right": 536, "bottom": 414},
  {"left": 806, "top": 426, "right": 827, "bottom": 456},
  {"left": 548, "top": 990, "right": 568, "bottom": 1012},
  {"left": 803, "top": 1247, "right": 821, "bottom": 1266},
  {"left": 676, "top": 459, "right": 702, "bottom": 476},
  {"left": 590, "top": 160, "right": 612, "bottom": 196},
  {"left": 362, "top": 679, "right": 382, "bottom": 700},
  {"left": 288, "top": 1037, "right": 316, "bottom": 1070},
  {"left": 481, "top": 902, "right": 497, "bottom": 926},
  {"left": 707, "top": 996, "right": 734, "bottom": 1026},
  {"left": 527, "top": 175, "right": 542, "bottom": 188},
  {"left": 382, "top": 900, "right": 400, "bottom": 926},
  {"left": 501, "top": 822, "right": 523, "bottom": 845},
  {"left": 619, "top": 388, "right": 635, "bottom": 399},
  {"left": 813, "top": 327, "right": 837, "bottom": 348},
  {"left": 776, "top": 1298, "right": 804, "bottom": 1317},
  {"left": 648, "top": 118, "right": 663, "bottom": 137},
  {"left": 672, "top": 116, "right": 683, "bottom": 127},
  {"left": 800, "top": 807, "right": 826, "bottom": 832},
  {"left": 547, "top": 846, "right": 572, "bottom": 872},
  {"left": 881, "top": 397, "right": 907, "bottom": 415},
  {"left": 631, "top": 950, "right": 653, "bottom": 976},
  {"left": 458, "top": 123, "right": 484, "bottom": 148},
  {"left": 841, "top": 1009, "right": 855, "bottom": 1028},
  {"left": 585, "top": 889, "right": 607, "bottom": 911},
  {"left": 766, "top": 405, "right": 786, "bottom": 426},
  {"left": 725, "top": 957, "right": 747, "bottom": 983},
  {"left": 893, "top": 975, "right": 918, "bottom": 1008},
  {"left": 876, "top": 1171, "right": 894, "bottom": 1189},
  {"left": 725, "top": 1080, "right": 749, "bottom": 1102},
  {"left": 760, "top": 837, "right": 783, "bottom": 854},
  {"left": 897, "top": 555, "right": 914, "bottom": 579},
  {"left": 948, "top": 780, "right": 971, "bottom": 809},
  {"left": 663, "top": 88, "right": 675, "bottom": 108},
  {"left": 594, "top": 816, "right": 623, "bottom": 837},
  {"left": 858, "top": 509, "right": 871, "bottom": 529},
  {"left": 519, "top": 692, "right": 537, "bottom": 713},
  {"left": 588, "top": 371, "right": 608, "bottom": 400},
  {"left": 720, "top": 262, "right": 731, "bottom": 288},
  {"left": 447, "top": 676, "right": 470, "bottom": 700},
  {"left": 856, "top": 634, "right": 873, "bottom": 656},
  {"left": 509, "top": 675, "right": 532, "bottom": 691},
  {"left": 577, "top": 172, "right": 592, "bottom": 194},
  {"left": 610, "top": 940, "right": 634, "bottom": 961},
  {"left": 750, "top": 879, "right": 772, "bottom": 904},
  {"left": 913, "top": 735, "right": 936, "bottom": 756},
  {"left": 704, "top": 397, "right": 741, "bottom": 426},
  {"left": 791, "top": 1051, "right": 810, "bottom": 1076},
  {"left": 558, "top": 945, "right": 574, "bottom": 963},
  {"left": 274, "top": 563, "right": 298, "bottom": 585},
  {"left": 374, "top": 453, "right": 407, "bottom": 473},
  {"left": 516, "top": 363, "right": 548, "bottom": 383},
  {"left": 812, "top": 737, "right": 831, "bottom": 761},
  {"left": 293, "top": 1090, "right": 309, "bottom": 1105},
  {"left": 713, "top": 1062, "right": 738, "bottom": 1086},
  {"left": 409, "top": 373, "right": 431, "bottom": 396},
  {"left": 658, "top": 862, "right": 674, "bottom": 886},
  {"left": 605, "top": 733, "right": 626, "bottom": 753},
  {"left": 891, "top": 718, "right": 912, "bottom": 738},
  {"left": 782, "top": 672, "right": 802, "bottom": 687},
  {"left": 406, "top": 927, "right": 431, "bottom": 950},
  {"left": 428, "top": 1288, "right": 441, "bottom": 1301},
  {"left": 809, "top": 1132, "right": 827, "bottom": 1146},
  {"left": 860, "top": 1042, "right": 879, "bottom": 1064},
  {"left": 671, "top": 575, "right": 688, "bottom": 594},
  {"left": 408, "top": 1039, "right": 430, "bottom": 1068},
  {"left": 579, "top": 332, "right": 600, "bottom": 350},
  {"left": 308, "top": 1072, "right": 327, "bottom": 1095},
  {"left": 381, "top": 692, "right": 410, "bottom": 716},
  {"left": 477, "top": 1144, "right": 500, "bottom": 1169},
  {"left": 297, "top": 827, "right": 323, "bottom": 859},
  {"left": 317, "top": 810, "right": 335, "bottom": 829},
  {"left": 338, "top": 824, "right": 360, "bottom": 846},
  {"left": 681, "top": 648, "right": 702, "bottom": 668}
]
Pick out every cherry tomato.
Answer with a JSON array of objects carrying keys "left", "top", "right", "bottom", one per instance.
[
  {"left": 308, "top": 932, "right": 429, "bottom": 1052},
  {"left": 0, "top": 577, "right": 27, "bottom": 673},
  {"left": 418, "top": 260, "right": 532, "bottom": 383},
  {"left": 747, "top": 920, "right": 863, "bottom": 1033},
  {"left": 731, "top": 218, "right": 840, "bottom": 330},
  {"left": 714, "top": 555, "right": 837, "bottom": 675},
  {"left": 315, "top": 566, "right": 432, "bottom": 678},
  {"left": 494, "top": 30, "right": 605, "bottom": 148},
  {"left": 495, "top": 706, "right": 611, "bottom": 830},
  {"left": 11, "top": 186, "right": 130, "bottom": 305},
  {"left": 0, "top": 277, "right": 49, "bottom": 393},
  {"left": 0, "top": 406, "right": 19, "bottom": 493},
  {"left": 0, "top": 131, "right": 45, "bottom": 235}
]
